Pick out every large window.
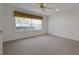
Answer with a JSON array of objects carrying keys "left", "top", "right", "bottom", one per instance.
[{"left": 14, "top": 11, "right": 43, "bottom": 32}]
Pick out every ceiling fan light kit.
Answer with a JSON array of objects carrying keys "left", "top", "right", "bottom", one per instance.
[{"left": 56, "top": 9, "right": 59, "bottom": 11}]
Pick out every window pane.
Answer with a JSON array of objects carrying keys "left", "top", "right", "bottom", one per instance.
[
  {"left": 32, "top": 19, "right": 42, "bottom": 30},
  {"left": 15, "top": 17, "right": 31, "bottom": 32},
  {"left": 15, "top": 17, "right": 43, "bottom": 32}
]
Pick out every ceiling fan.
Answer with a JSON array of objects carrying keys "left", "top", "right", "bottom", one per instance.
[
  {"left": 40, "top": 3, "right": 53, "bottom": 9},
  {"left": 38, "top": 3, "right": 53, "bottom": 12},
  {"left": 32, "top": 3, "right": 59, "bottom": 14}
]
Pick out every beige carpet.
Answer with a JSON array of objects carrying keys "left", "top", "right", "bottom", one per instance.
[{"left": 3, "top": 35, "right": 79, "bottom": 55}]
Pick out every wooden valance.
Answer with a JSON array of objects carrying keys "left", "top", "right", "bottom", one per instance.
[{"left": 14, "top": 11, "right": 43, "bottom": 20}]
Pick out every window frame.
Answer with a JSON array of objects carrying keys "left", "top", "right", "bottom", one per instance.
[{"left": 14, "top": 11, "right": 43, "bottom": 32}]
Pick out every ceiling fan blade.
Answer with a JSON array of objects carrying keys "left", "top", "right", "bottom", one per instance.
[
  {"left": 31, "top": 3, "right": 41, "bottom": 8},
  {"left": 40, "top": 3, "right": 44, "bottom": 6},
  {"left": 44, "top": 7, "right": 53, "bottom": 9}
]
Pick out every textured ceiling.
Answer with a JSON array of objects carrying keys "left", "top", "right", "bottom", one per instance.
[{"left": 5, "top": 3, "right": 79, "bottom": 16}]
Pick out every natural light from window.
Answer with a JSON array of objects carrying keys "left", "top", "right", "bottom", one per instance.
[{"left": 15, "top": 17, "right": 43, "bottom": 32}]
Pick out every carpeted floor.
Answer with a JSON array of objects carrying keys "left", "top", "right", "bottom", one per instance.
[{"left": 3, "top": 35, "right": 79, "bottom": 55}]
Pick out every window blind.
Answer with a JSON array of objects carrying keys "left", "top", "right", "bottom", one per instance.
[{"left": 14, "top": 11, "right": 43, "bottom": 20}]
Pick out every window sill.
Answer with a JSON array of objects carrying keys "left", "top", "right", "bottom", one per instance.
[{"left": 15, "top": 29, "right": 43, "bottom": 33}]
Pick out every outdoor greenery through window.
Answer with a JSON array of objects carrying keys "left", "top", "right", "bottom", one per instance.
[
  {"left": 14, "top": 11, "right": 43, "bottom": 32},
  {"left": 15, "top": 17, "right": 43, "bottom": 32}
]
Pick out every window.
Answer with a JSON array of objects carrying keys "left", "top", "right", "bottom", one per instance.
[{"left": 14, "top": 11, "right": 43, "bottom": 32}]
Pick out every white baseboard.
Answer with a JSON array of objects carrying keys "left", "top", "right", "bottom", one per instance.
[
  {"left": 4, "top": 33, "right": 48, "bottom": 43},
  {"left": 48, "top": 34, "right": 79, "bottom": 41}
]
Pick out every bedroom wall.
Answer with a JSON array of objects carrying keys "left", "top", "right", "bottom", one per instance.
[
  {"left": 48, "top": 9, "right": 79, "bottom": 41},
  {"left": 0, "top": 3, "right": 3, "bottom": 55},
  {"left": 3, "top": 4, "right": 48, "bottom": 42}
]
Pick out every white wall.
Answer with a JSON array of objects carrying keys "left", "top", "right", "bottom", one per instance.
[
  {"left": 48, "top": 9, "right": 79, "bottom": 41},
  {"left": 0, "top": 3, "right": 3, "bottom": 55},
  {"left": 3, "top": 5, "right": 48, "bottom": 42}
]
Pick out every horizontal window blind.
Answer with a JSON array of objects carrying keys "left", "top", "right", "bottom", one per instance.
[{"left": 14, "top": 11, "right": 43, "bottom": 20}]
